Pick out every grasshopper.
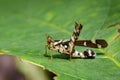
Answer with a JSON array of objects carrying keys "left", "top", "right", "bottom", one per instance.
[{"left": 45, "top": 22, "right": 108, "bottom": 60}]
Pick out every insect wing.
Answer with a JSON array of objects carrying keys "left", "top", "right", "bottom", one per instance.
[{"left": 75, "top": 39, "right": 108, "bottom": 48}]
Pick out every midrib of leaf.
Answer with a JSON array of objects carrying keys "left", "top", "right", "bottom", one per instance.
[
  {"left": 98, "top": 25, "right": 120, "bottom": 68},
  {"left": 99, "top": 49, "right": 120, "bottom": 68}
]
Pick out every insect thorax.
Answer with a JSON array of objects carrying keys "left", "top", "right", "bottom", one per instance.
[{"left": 48, "top": 40, "right": 73, "bottom": 54}]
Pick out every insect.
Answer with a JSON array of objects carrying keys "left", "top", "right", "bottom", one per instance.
[{"left": 45, "top": 22, "right": 108, "bottom": 60}]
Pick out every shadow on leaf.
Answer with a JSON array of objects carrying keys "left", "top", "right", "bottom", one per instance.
[{"left": 44, "top": 53, "right": 105, "bottom": 59}]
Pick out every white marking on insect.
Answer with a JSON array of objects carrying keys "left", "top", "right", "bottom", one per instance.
[
  {"left": 88, "top": 49, "right": 92, "bottom": 56},
  {"left": 71, "top": 37, "right": 75, "bottom": 42},
  {"left": 80, "top": 52, "right": 85, "bottom": 58},
  {"left": 73, "top": 51, "right": 79, "bottom": 57},
  {"left": 83, "top": 42, "right": 87, "bottom": 46},
  {"left": 54, "top": 40, "right": 62, "bottom": 45},
  {"left": 98, "top": 44, "right": 102, "bottom": 48},
  {"left": 93, "top": 52, "right": 96, "bottom": 57},
  {"left": 64, "top": 45, "right": 68, "bottom": 49},
  {"left": 91, "top": 40, "right": 96, "bottom": 44}
]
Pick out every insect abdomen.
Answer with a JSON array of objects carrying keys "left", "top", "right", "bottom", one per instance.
[{"left": 72, "top": 49, "right": 96, "bottom": 58}]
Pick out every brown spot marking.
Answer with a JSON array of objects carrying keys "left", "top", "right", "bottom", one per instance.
[
  {"left": 106, "top": 22, "right": 120, "bottom": 40},
  {"left": 107, "top": 22, "right": 120, "bottom": 28}
]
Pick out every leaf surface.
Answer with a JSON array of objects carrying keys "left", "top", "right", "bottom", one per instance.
[{"left": 0, "top": 0, "right": 120, "bottom": 80}]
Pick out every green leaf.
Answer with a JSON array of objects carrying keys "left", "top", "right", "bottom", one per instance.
[{"left": 0, "top": 0, "right": 120, "bottom": 80}]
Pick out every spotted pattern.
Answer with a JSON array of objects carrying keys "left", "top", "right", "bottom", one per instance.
[{"left": 47, "top": 23, "right": 96, "bottom": 58}]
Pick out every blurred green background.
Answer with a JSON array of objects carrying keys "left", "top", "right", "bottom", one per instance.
[{"left": 0, "top": 0, "right": 120, "bottom": 80}]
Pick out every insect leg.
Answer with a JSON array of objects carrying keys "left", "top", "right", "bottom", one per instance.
[
  {"left": 72, "top": 49, "right": 96, "bottom": 58},
  {"left": 45, "top": 44, "right": 48, "bottom": 55},
  {"left": 50, "top": 50, "right": 53, "bottom": 60},
  {"left": 69, "top": 52, "right": 72, "bottom": 61},
  {"left": 68, "top": 22, "right": 82, "bottom": 61}
]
